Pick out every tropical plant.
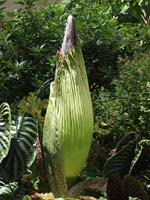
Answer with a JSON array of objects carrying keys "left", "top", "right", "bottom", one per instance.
[
  {"left": 0, "top": 102, "right": 38, "bottom": 200},
  {"left": 1, "top": 0, "right": 150, "bottom": 105},
  {"left": 104, "top": 132, "right": 150, "bottom": 200},
  {"left": 0, "top": 0, "right": 64, "bottom": 104},
  {"left": 92, "top": 52, "right": 150, "bottom": 148},
  {"left": 42, "top": 15, "right": 93, "bottom": 197}
]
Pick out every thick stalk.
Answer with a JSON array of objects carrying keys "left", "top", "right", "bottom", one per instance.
[{"left": 43, "top": 95, "right": 68, "bottom": 197}]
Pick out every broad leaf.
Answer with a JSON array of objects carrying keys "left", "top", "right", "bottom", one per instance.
[
  {"left": 129, "top": 144, "right": 143, "bottom": 174},
  {"left": 104, "top": 141, "right": 136, "bottom": 177},
  {"left": 138, "top": 139, "right": 150, "bottom": 148},
  {"left": 0, "top": 115, "right": 38, "bottom": 181},
  {"left": 0, "top": 103, "right": 11, "bottom": 163},
  {"left": 0, "top": 180, "right": 24, "bottom": 200}
]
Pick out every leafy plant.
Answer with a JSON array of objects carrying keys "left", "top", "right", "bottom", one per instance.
[
  {"left": 0, "top": 0, "right": 64, "bottom": 104},
  {"left": 92, "top": 53, "right": 150, "bottom": 146},
  {"left": 0, "top": 102, "right": 38, "bottom": 199},
  {"left": 0, "top": 1, "right": 150, "bottom": 198},
  {"left": 0, "top": 103, "right": 11, "bottom": 163},
  {"left": 17, "top": 92, "right": 48, "bottom": 183},
  {"left": 1, "top": 0, "right": 150, "bottom": 106},
  {"left": 103, "top": 132, "right": 150, "bottom": 199},
  {"left": 0, "top": 181, "right": 25, "bottom": 200}
]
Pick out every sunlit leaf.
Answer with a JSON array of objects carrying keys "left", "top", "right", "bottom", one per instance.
[
  {"left": 0, "top": 103, "right": 11, "bottom": 163},
  {"left": 0, "top": 180, "right": 25, "bottom": 200},
  {"left": 0, "top": 115, "right": 38, "bottom": 181}
]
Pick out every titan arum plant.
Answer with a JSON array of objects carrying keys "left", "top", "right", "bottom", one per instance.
[{"left": 43, "top": 15, "right": 93, "bottom": 197}]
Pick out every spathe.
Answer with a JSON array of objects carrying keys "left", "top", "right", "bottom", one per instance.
[{"left": 43, "top": 15, "right": 93, "bottom": 196}]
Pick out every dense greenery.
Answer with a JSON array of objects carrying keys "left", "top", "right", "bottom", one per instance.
[
  {"left": 0, "top": 0, "right": 149, "bottom": 199},
  {"left": 93, "top": 53, "right": 150, "bottom": 140},
  {"left": 1, "top": 0, "right": 150, "bottom": 103},
  {"left": 0, "top": 103, "right": 37, "bottom": 200}
]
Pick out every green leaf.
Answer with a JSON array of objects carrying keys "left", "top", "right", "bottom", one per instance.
[
  {"left": 139, "top": 139, "right": 150, "bottom": 148},
  {"left": 129, "top": 144, "right": 143, "bottom": 174},
  {"left": 23, "top": 195, "right": 31, "bottom": 200},
  {"left": 0, "top": 180, "right": 25, "bottom": 200},
  {"left": 104, "top": 141, "right": 136, "bottom": 177},
  {"left": 0, "top": 115, "right": 38, "bottom": 181},
  {"left": 0, "top": 103, "right": 11, "bottom": 163}
]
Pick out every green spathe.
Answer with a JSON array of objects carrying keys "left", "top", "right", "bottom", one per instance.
[
  {"left": 43, "top": 15, "right": 93, "bottom": 185},
  {"left": 56, "top": 39, "right": 93, "bottom": 177}
]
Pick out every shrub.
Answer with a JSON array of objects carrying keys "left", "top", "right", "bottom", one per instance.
[
  {"left": 1, "top": 0, "right": 150, "bottom": 104},
  {"left": 0, "top": 1, "right": 65, "bottom": 104},
  {"left": 93, "top": 53, "right": 150, "bottom": 144}
]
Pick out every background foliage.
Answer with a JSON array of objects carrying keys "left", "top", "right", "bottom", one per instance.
[{"left": 1, "top": 0, "right": 150, "bottom": 103}]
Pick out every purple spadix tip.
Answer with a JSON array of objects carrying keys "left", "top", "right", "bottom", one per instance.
[{"left": 61, "top": 15, "right": 77, "bottom": 57}]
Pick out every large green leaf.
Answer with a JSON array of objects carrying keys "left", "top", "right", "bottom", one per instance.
[
  {"left": 0, "top": 115, "right": 38, "bottom": 181},
  {"left": 0, "top": 180, "right": 24, "bottom": 200},
  {"left": 138, "top": 139, "right": 150, "bottom": 148},
  {"left": 0, "top": 103, "right": 11, "bottom": 163},
  {"left": 104, "top": 141, "right": 136, "bottom": 177}
]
